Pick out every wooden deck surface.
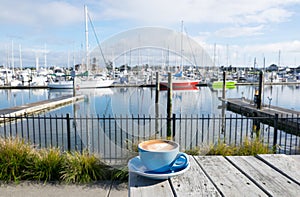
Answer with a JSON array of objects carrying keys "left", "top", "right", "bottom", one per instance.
[{"left": 129, "top": 154, "right": 300, "bottom": 196}]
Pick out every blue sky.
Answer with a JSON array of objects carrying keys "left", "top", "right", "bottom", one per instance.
[{"left": 1, "top": 0, "right": 300, "bottom": 68}]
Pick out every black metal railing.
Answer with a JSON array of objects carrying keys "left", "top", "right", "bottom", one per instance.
[{"left": 0, "top": 113, "right": 299, "bottom": 164}]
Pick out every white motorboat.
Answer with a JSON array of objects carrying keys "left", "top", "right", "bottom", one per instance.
[
  {"left": 47, "top": 74, "right": 114, "bottom": 89},
  {"left": 76, "top": 77, "right": 114, "bottom": 89},
  {"left": 47, "top": 79, "right": 73, "bottom": 89}
]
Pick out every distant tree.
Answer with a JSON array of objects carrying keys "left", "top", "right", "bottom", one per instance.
[
  {"left": 296, "top": 66, "right": 300, "bottom": 73},
  {"left": 266, "top": 64, "right": 278, "bottom": 72},
  {"left": 119, "top": 64, "right": 131, "bottom": 72},
  {"left": 106, "top": 61, "right": 113, "bottom": 71}
]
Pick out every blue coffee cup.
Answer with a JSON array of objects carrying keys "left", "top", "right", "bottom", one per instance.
[{"left": 138, "top": 139, "right": 188, "bottom": 173}]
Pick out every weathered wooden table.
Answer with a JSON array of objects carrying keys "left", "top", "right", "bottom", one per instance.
[{"left": 129, "top": 154, "right": 300, "bottom": 196}]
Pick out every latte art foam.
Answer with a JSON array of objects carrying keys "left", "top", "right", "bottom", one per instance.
[{"left": 140, "top": 140, "right": 176, "bottom": 151}]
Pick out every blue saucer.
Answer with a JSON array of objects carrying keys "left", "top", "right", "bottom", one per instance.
[{"left": 128, "top": 156, "right": 190, "bottom": 180}]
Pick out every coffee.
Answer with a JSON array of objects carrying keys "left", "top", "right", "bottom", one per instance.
[
  {"left": 138, "top": 139, "right": 188, "bottom": 173},
  {"left": 140, "top": 140, "right": 177, "bottom": 151}
]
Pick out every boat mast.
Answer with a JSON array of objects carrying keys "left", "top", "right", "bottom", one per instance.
[
  {"left": 278, "top": 50, "right": 281, "bottom": 68},
  {"left": 213, "top": 43, "right": 216, "bottom": 68},
  {"left": 11, "top": 40, "right": 14, "bottom": 75},
  {"left": 226, "top": 44, "right": 229, "bottom": 67},
  {"left": 84, "top": 5, "right": 89, "bottom": 72},
  {"left": 19, "top": 44, "right": 23, "bottom": 70},
  {"left": 180, "top": 20, "right": 183, "bottom": 71},
  {"left": 44, "top": 44, "right": 47, "bottom": 69}
]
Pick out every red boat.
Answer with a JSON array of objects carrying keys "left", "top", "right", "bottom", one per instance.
[{"left": 159, "top": 79, "right": 200, "bottom": 91}]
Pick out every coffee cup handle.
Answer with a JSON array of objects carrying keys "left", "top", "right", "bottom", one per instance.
[{"left": 170, "top": 152, "right": 189, "bottom": 172}]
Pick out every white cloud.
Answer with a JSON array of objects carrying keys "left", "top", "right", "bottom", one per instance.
[
  {"left": 96, "top": 0, "right": 300, "bottom": 25},
  {"left": 245, "top": 40, "right": 300, "bottom": 53},
  {"left": 37, "top": 2, "right": 82, "bottom": 26},
  {"left": 238, "top": 7, "right": 293, "bottom": 24},
  {"left": 1, "top": 0, "right": 300, "bottom": 67},
  {"left": 0, "top": 0, "right": 299, "bottom": 32},
  {"left": 0, "top": 1, "right": 82, "bottom": 27},
  {"left": 215, "top": 25, "right": 264, "bottom": 38},
  {"left": 193, "top": 39, "right": 300, "bottom": 67},
  {"left": 1, "top": 0, "right": 299, "bottom": 36}
]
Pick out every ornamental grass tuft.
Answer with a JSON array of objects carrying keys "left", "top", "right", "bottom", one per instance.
[
  {"left": 0, "top": 138, "right": 127, "bottom": 184},
  {"left": 109, "top": 166, "right": 129, "bottom": 181},
  {"left": 185, "top": 137, "right": 272, "bottom": 156},
  {"left": 0, "top": 138, "right": 35, "bottom": 183},
  {"left": 24, "top": 148, "right": 63, "bottom": 182},
  {"left": 60, "top": 151, "right": 110, "bottom": 184},
  {"left": 236, "top": 138, "right": 271, "bottom": 155}
]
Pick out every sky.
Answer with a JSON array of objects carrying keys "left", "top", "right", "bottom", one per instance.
[{"left": 1, "top": 0, "right": 300, "bottom": 69}]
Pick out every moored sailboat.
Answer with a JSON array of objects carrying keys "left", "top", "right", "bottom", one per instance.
[
  {"left": 47, "top": 79, "right": 73, "bottom": 89},
  {"left": 159, "top": 21, "right": 200, "bottom": 91},
  {"left": 48, "top": 5, "right": 114, "bottom": 89}
]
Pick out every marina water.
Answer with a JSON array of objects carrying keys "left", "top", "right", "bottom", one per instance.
[{"left": 1, "top": 85, "right": 299, "bottom": 115}]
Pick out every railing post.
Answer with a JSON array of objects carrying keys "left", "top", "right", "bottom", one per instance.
[
  {"left": 172, "top": 113, "right": 176, "bottom": 138},
  {"left": 257, "top": 70, "right": 264, "bottom": 109},
  {"left": 167, "top": 72, "right": 172, "bottom": 139},
  {"left": 295, "top": 114, "right": 300, "bottom": 153},
  {"left": 222, "top": 71, "right": 226, "bottom": 100},
  {"left": 273, "top": 113, "right": 278, "bottom": 153},
  {"left": 66, "top": 113, "right": 71, "bottom": 151},
  {"left": 155, "top": 71, "right": 160, "bottom": 103}
]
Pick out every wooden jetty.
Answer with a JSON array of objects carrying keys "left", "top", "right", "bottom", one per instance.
[
  {"left": 129, "top": 154, "right": 300, "bottom": 196},
  {"left": 226, "top": 98, "right": 300, "bottom": 136},
  {"left": 0, "top": 95, "right": 84, "bottom": 119}
]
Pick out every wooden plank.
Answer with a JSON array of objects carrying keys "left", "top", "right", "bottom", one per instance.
[
  {"left": 129, "top": 172, "right": 173, "bottom": 197},
  {"left": 0, "top": 95, "right": 84, "bottom": 118},
  {"left": 257, "top": 154, "right": 300, "bottom": 185},
  {"left": 227, "top": 98, "right": 300, "bottom": 135},
  {"left": 170, "top": 155, "right": 221, "bottom": 196},
  {"left": 227, "top": 98, "right": 300, "bottom": 116},
  {"left": 227, "top": 156, "right": 300, "bottom": 197},
  {"left": 194, "top": 156, "right": 266, "bottom": 197}
]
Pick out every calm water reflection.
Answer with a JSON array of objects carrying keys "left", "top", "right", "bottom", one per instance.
[{"left": 0, "top": 85, "right": 299, "bottom": 115}]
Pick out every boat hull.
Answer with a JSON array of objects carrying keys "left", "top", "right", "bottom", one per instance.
[
  {"left": 211, "top": 80, "right": 236, "bottom": 89},
  {"left": 77, "top": 79, "right": 114, "bottom": 89},
  {"left": 47, "top": 81, "right": 73, "bottom": 89},
  {"left": 160, "top": 80, "right": 200, "bottom": 90},
  {"left": 48, "top": 79, "right": 114, "bottom": 89}
]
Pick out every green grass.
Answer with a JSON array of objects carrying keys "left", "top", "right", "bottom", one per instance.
[
  {"left": 0, "top": 138, "right": 35, "bottom": 182},
  {"left": 61, "top": 151, "right": 109, "bottom": 183},
  {"left": 109, "top": 166, "right": 129, "bottom": 182},
  {"left": 185, "top": 138, "right": 272, "bottom": 156},
  {"left": 0, "top": 137, "right": 126, "bottom": 184},
  {"left": 25, "top": 148, "right": 63, "bottom": 182}
]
